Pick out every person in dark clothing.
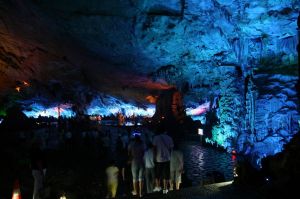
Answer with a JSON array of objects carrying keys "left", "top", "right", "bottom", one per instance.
[
  {"left": 30, "top": 140, "right": 47, "bottom": 199},
  {"left": 116, "top": 135, "right": 130, "bottom": 197}
]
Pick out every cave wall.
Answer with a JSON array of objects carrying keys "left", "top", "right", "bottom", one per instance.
[
  {"left": 0, "top": 0, "right": 299, "bottom": 164},
  {"left": 205, "top": 66, "right": 244, "bottom": 150},
  {"left": 243, "top": 74, "right": 299, "bottom": 166}
]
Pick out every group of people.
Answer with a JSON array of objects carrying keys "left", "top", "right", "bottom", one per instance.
[
  {"left": 28, "top": 125, "right": 184, "bottom": 199},
  {"left": 106, "top": 128, "right": 184, "bottom": 198}
]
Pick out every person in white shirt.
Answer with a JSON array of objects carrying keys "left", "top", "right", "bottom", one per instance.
[
  {"left": 105, "top": 160, "right": 119, "bottom": 199},
  {"left": 152, "top": 129, "right": 174, "bottom": 194},
  {"left": 170, "top": 143, "right": 184, "bottom": 190}
]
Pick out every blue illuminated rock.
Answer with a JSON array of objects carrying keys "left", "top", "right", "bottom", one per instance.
[{"left": 0, "top": 0, "right": 299, "bottom": 165}]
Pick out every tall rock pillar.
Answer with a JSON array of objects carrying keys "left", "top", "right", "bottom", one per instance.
[{"left": 297, "top": 12, "right": 300, "bottom": 104}]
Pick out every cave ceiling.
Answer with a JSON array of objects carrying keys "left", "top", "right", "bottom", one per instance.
[{"left": 0, "top": 0, "right": 299, "bottom": 110}]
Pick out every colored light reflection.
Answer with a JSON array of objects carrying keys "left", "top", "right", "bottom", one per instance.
[
  {"left": 186, "top": 102, "right": 210, "bottom": 116},
  {"left": 87, "top": 105, "right": 155, "bottom": 117},
  {"left": 23, "top": 81, "right": 30, "bottom": 86},
  {"left": 146, "top": 95, "right": 157, "bottom": 104},
  {"left": 86, "top": 96, "right": 155, "bottom": 117},
  {"left": 0, "top": 108, "right": 6, "bottom": 117},
  {"left": 23, "top": 103, "right": 74, "bottom": 118},
  {"left": 15, "top": 87, "right": 21, "bottom": 92}
]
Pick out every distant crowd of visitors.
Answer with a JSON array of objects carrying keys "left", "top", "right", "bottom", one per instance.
[{"left": 28, "top": 125, "right": 184, "bottom": 199}]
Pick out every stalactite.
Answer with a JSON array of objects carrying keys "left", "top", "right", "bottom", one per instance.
[
  {"left": 297, "top": 12, "right": 300, "bottom": 103},
  {"left": 279, "top": 35, "right": 298, "bottom": 54},
  {"left": 236, "top": 0, "right": 246, "bottom": 20},
  {"left": 180, "top": 0, "right": 185, "bottom": 17},
  {"left": 249, "top": 77, "right": 256, "bottom": 136},
  {"left": 232, "top": 37, "right": 249, "bottom": 70},
  {"left": 244, "top": 73, "right": 257, "bottom": 142},
  {"left": 206, "top": 66, "right": 244, "bottom": 151}
]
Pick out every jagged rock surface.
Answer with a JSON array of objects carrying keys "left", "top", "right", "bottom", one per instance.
[{"left": 0, "top": 0, "right": 299, "bottom": 162}]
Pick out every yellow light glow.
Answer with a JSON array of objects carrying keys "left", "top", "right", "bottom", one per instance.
[
  {"left": 59, "top": 195, "right": 67, "bottom": 199},
  {"left": 15, "top": 87, "right": 21, "bottom": 92}
]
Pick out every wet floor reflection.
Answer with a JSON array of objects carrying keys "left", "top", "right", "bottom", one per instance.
[{"left": 182, "top": 142, "right": 235, "bottom": 186}]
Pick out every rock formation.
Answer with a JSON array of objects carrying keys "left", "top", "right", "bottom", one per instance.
[{"left": 0, "top": 0, "right": 299, "bottom": 164}]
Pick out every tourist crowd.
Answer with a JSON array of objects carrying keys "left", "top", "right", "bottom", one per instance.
[{"left": 106, "top": 126, "right": 184, "bottom": 198}]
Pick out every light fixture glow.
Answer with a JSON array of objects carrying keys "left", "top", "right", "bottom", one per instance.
[
  {"left": 186, "top": 102, "right": 210, "bottom": 116},
  {"left": 198, "top": 128, "right": 203, "bottom": 135},
  {"left": 23, "top": 103, "right": 74, "bottom": 118}
]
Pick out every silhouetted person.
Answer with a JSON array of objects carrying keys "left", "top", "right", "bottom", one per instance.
[
  {"left": 153, "top": 128, "right": 174, "bottom": 194},
  {"left": 128, "top": 135, "right": 145, "bottom": 197},
  {"left": 115, "top": 135, "right": 129, "bottom": 197},
  {"left": 170, "top": 143, "right": 184, "bottom": 190},
  {"left": 105, "top": 160, "right": 119, "bottom": 199},
  {"left": 144, "top": 143, "right": 155, "bottom": 194},
  {"left": 30, "top": 140, "right": 47, "bottom": 199}
]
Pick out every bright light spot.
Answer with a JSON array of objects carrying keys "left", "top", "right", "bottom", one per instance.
[
  {"left": 15, "top": 87, "right": 21, "bottom": 92},
  {"left": 233, "top": 167, "right": 238, "bottom": 177},
  {"left": 214, "top": 181, "right": 233, "bottom": 187},
  {"left": 198, "top": 128, "right": 203, "bottom": 135},
  {"left": 132, "top": 130, "right": 141, "bottom": 136},
  {"left": 23, "top": 103, "right": 74, "bottom": 118},
  {"left": 264, "top": 176, "right": 271, "bottom": 182},
  {"left": 23, "top": 81, "right": 30, "bottom": 86},
  {"left": 125, "top": 121, "right": 135, "bottom": 126},
  {"left": 86, "top": 96, "right": 155, "bottom": 117},
  {"left": 0, "top": 118, "right": 3, "bottom": 124},
  {"left": 59, "top": 195, "right": 67, "bottom": 199},
  {"left": 12, "top": 193, "right": 20, "bottom": 199}
]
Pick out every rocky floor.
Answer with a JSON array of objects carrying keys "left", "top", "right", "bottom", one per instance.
[{"left": 143, "top": 181, "right": 264, "bottom": 199}]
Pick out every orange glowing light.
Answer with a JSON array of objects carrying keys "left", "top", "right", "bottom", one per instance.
[
  {"left": 146, "top": 95, "right": 158, "bottom": 104},
  {"left": 15, "top": 87, "right": 21, "bottom": 92}
]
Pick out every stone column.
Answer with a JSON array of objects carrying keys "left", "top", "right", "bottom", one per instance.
[
  {"left": 151, "top": 88, "right": 188, "bottom": 138},
  {"left": 297, "top": 12, "right": 300, "bottom": 104}
]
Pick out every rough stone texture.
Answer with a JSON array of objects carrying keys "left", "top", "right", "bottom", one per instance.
[
  {"left": 0, "top": 0, "right": 299, "bottom": 162},
  {"left": 144, "top": 182, "right": 263, "bottom": 199},
  {"left": 207, "top": 66, "right": 244, "bottom": 151},
  {"left": 253, "top": 74, "right": 298, "bottom": 159},
  {"left": 0, "top": 0, "right": 298, "bottom": 98}
]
